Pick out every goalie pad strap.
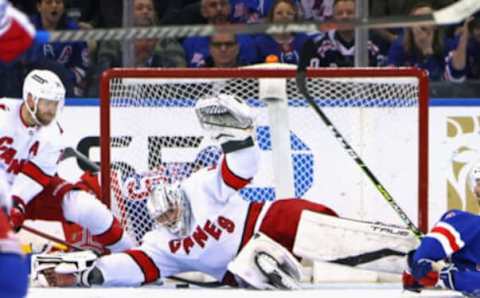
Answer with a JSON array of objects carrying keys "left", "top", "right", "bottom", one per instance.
[
  {"left": 221, "top": 137, "right": 254, "bottom": 154},
  {"left": 125, "top": 250, "right": 160, "bottom": 284}
]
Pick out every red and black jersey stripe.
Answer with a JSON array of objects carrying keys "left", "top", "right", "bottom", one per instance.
[{"left": 221, "top": 158, "right": 251, "bottom": 191}]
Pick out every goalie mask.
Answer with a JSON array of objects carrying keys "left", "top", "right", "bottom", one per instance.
[{"left": 147, "top": 183, "right": 192, "bottom": 237}]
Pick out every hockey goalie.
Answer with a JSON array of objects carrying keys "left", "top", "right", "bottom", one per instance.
[{"left": 34, "top": 93, "right": 418, "bottom": 289}]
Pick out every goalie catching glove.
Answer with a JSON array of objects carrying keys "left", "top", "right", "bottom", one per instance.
[
  {"left": 195, "top": 93, "right": 255, "bottom": 149},
  {"left": 31, "top": 250, "right": 103, "bottom": 287}
]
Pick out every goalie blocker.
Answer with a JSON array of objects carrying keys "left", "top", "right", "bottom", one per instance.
[{"left": 293, "top": 210, "right": 419, "bottom": 274}]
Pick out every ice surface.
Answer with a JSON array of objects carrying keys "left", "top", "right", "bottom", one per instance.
[{"left": 27, "top": 283, "right": 463, "bottom": 298}]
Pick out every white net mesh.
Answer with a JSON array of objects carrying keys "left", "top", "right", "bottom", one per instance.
[{"left": 103, "top": 68, "right": 426, "bottom": 244}]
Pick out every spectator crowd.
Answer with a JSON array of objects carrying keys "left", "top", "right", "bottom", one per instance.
[{"left": 1, "top": 0, "right": 479, "bottom": 98}]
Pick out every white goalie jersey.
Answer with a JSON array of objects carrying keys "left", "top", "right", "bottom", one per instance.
[{"left": 96, "top": 143, "right": 263, "bottom": 285}]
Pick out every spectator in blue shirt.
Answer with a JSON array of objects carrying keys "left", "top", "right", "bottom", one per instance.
[
  {"left": 205, "top": 33, "right": 247, "bottom": 67},
  {"left": 449, "top": 16, "right": 480, "bottom": 80},
  {"left": 183, "top": 0, "right": 258, "bottom": 67},
  {"left": 25, "top": 0, "right": 89, "bottom": 96},
  {"left": 258, "top": 0, "right": 299, "bottom": 18},
  {"left": 299, "top": 0, "right": 333, "bottom": 21},
  {"left": 230, "top": 0, "right": 261, "bottom": 23},
  {"left": 254, "top": 0, "right": 308, "bottom": 64},
  {"left": 466, "top": 17, "right": 480, "bottom": 79},
  {"left": 299, "top": 0, "right": 384, "bottom": 68},
  {"left": 387, "top": 2, "right": 461, "bottom": 81}
]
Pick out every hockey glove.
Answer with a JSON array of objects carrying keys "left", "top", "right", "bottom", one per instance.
[
  {"left": 9, "top": 196, "right": 26, "bottom": 232},
  {"left": 411, "top": 259, "right": 439, "bottom": 282},
  {"left": 403, "top": 250, "right": 439, "bottom": 291},
  {"left": 439, "top": 263, "right": 458, "bottom": 290},
  {"left": 195, "top": 93, "right": 255, "bottom": 144},
  {"left": 402, "top": 270, "right": 424, "bottom": 293}
]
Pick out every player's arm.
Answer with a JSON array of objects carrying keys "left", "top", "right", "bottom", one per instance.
[
  {"left": 413, "top": 209, "right": 480, "bottom": 264},
  {"left": 404, "top": 209, "right": 479, "bottom": 291},
  {"left": 195, "top": 94, "right": 260, "bottom": 202},
  {"left": 9, "top": 142, "right": 62, "bottom": 230},
  {"left": 0, "top": 0, "right": 36, "bottom": 63},
  {"left": 444, "top": 18, "right": 472, "bottom": 82}
]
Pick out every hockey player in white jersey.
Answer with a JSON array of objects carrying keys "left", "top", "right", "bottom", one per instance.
[
  {"left": 34, "top": 93, "right": 343, "bottom": 290},
  {"left": 0, "top": 0, "right": 36, "bottom": 63},
  {"left": 2, "top": 69, "right": 134, "bottom": 253}
]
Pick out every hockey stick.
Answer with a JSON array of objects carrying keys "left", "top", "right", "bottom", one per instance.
[
  {"left": 295, "top": 69, "right": 422, "bottom": 239},
  {"left": 38, "top": 0, "right": 480, "bottom": 42},
  {"left": 62, "top": 147, "right": 100, "bottom": 172},
  {"left": 21, "top": 224, "right": 84, "bottom": 252}
]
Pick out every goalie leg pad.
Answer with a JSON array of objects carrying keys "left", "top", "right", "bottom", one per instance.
[
  {"left": 227, "top": 232, "right": 303, "bottom": 290},
  {"left": 32, "top": 250, "right": 98, "bottom": 287},
  {"left": 293, "top": 210, "right": 419, "bottom": 273}
]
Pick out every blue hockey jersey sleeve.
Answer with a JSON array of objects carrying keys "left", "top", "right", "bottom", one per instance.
[{"left": 414, "top": 210, "right": 480, "bottom": 263}]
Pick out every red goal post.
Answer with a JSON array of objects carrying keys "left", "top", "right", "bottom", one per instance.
[{"left": 100, "top": 66, "right": 429, "bottom": 243}]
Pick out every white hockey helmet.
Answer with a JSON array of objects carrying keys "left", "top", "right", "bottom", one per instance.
[
  {"left": 22, "top": 69, "right": 66, "bottom": 125},
  {"left": 147, "top": 183, "right": 192, "bottom": 237}
]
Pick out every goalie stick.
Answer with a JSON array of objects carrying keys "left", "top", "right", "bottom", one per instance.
[
  {"left": 295, "top": 68, "right": 422, "bottom": 239},
  {"left": 38, "top": 0, "right": 480, "bottom": 42}
]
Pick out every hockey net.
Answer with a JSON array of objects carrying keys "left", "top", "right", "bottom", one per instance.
[{"left": 99, "top": 66, "right": 429, "bottom": 247}]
